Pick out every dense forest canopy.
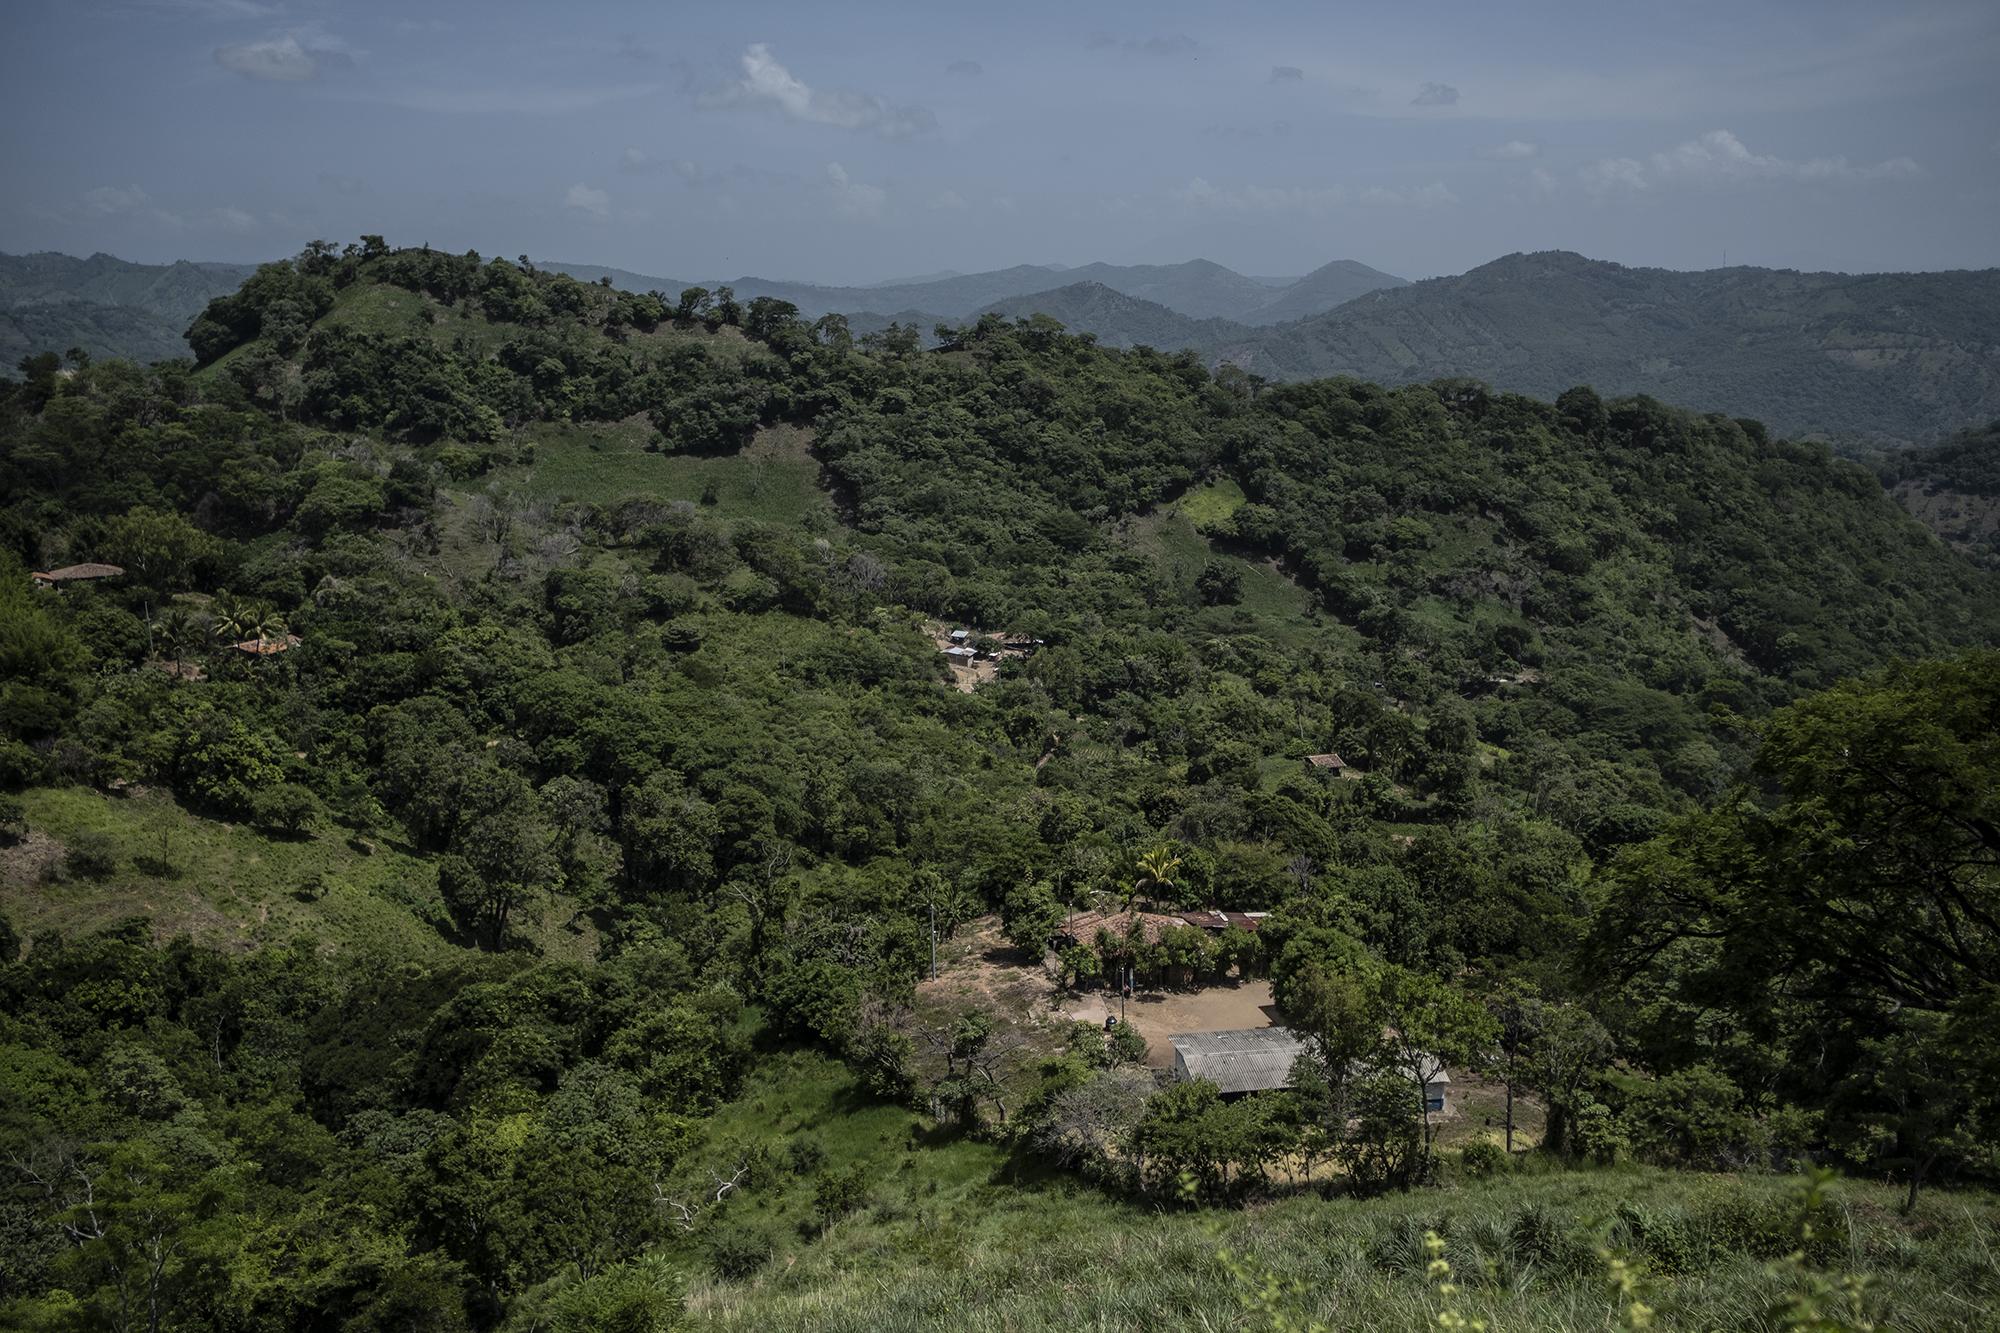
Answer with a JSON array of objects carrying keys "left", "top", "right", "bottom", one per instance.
[{"left": 0, "top": 240, "right": 1996, "bottom": 1331}]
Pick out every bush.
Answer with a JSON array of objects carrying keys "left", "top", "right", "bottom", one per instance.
[
  {"left": 707, "top": 1221, "right": 775, "bottom": 1280},
  {"left": 64, "top": 829, "right": 119, "bottom": 880},
  {"left": 0, "top": 796, "right": 25, "bottom": 846},
  {"left": 1459, "top": 1139, "right": 1506, "bottom": 1179},
  {"left": 784, "top": 1135, "right": 827, "bottom": 1176},
  {"left": 810, "top": 1165, "right": 869, "bottom": 1232},
  {"left": 252, "top": 782, "right": 325, "bottom": 837}
]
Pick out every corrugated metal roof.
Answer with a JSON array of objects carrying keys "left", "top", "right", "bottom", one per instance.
[
  {"left": 1168, "top": 1027, "right": 1306, "bottom": 1095},
  {"left": 1168, "top": 1027, "right": 1452, "bottom": 1097}
]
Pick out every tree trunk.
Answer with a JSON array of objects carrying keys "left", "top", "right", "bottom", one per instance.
[
  {"left": 1504, "top": 1078, "right": 1515, "bottom": 1154},
  {"left": 1904, "top": 1151, "right": 1938, "bottom": 1214}
]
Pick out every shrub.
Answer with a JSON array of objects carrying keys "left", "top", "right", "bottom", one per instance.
[
  {"left": 64, "top": 829, "right": 119, "bottom": 880},
  {"left": 784, "top": 1135, "right": 827, "bottom": 1176},
  {"left": 810, "top": 1165, "right": 869, "bottom": 1232},
  {"left": 1460, "top": 1139, "right": 1506, "bottom": 1179},
  {"left": 0, "top": 796, "right": 26, "bottom": 846},
  {"left": 252, "top": 782, "right": 325, "bottom": 837},
  {"left": 707, "top": 1221, "right": 775, "bottom": 1280}
]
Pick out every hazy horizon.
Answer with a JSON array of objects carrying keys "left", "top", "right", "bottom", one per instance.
[{"left": 3, "top": 1, "right": 1997, "bottom": 283}]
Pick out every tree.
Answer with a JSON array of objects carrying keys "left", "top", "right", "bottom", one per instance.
[
  {"left": 1521, "top": 998, "right": 1611, "bottom": 1157},
  {"left": 251, "top": 782, "right": 323, "bottom": 838},
  {"left": 1375, "top": 966, "right": 1497, "bottom": 1182},
  {"left": 98, "top": 506, "right": 222, "bottom": 590},
  {"left": 1848, "top": 1012, "right": 1985, "bottom": 1212},
  {"left": 1483, "top": 982, "right": 1536, "bottom": 1154},
  {"left": 1132, "top": 1078, "right": 1226, "bottom": 1197},
  {"left": 1285, "top": 960, "right": 1382, "bottom": 1133},
  {"left": 1001, "top": 880, "right": 1065, "bottom": 959},
  {"left": 1126, "top": 846, "right": 1181, "bottom": 912},
  {"left": 440, "top": 773, "right": 558, "bottom": 948}
]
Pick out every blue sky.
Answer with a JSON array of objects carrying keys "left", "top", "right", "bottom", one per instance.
[{"left": 3, "top": 0, "right": 1996, "bottom": 281}]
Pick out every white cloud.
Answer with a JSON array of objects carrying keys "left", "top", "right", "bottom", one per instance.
[
  {"left": 710, "top": 44, "right": 935, "bottom": 139},
  {"left": 1173, "top": 177, "right": 1456, "bottom": 215},
  {"left": 565, "top": 184, "right": 611, "bottom": 218},
  {"left": 928, "top": 189, "right": 969, "bottom": 211},
  {"left": 211, "top": 206, "right": 259, "bottom": 232},
  {"left": 214, "top": 28, "right": 355, "bottom": 82},
  {"left": 1412, "top": 81, "right": 1460, "bottom": 106},
  {"left": 1583, "top": 129, "right": 1921, "bottom": 194},
  {"left": 1485, "top": 139, "right": 1539, "bottom": 160},
  {"left": 216, "top": 34, "right": 317, "bottom": 80},
  {"left": 826, "top": 163, "right": 886, "bottom": 221},
  {"left": 83, "top": 184, "right": 152, "bottom": 215}
]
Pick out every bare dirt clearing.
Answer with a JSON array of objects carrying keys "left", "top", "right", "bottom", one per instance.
[{"left": 1059, "top": 978, "right": 1280, "bottom": 1066}]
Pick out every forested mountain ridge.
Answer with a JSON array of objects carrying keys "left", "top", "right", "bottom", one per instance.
[
  {"left": 973, "top": 281, "right": 1246, "bottom": 349},
  {"left": 2, "top": 241, "right": 1998, "bottom": 1330},
  {"left": 0, "top": 251, "right": 257, "bottom": 368},
  {"left": 544, "top": 254, "right": 1406, "bottom": 324},
  {"left": 1219, "top": 250, "right": 2000, "bottom": 447}
]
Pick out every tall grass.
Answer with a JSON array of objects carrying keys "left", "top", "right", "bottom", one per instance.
[{"left": 680, "top": 1057, "right": 2000, "bottom": 1332}]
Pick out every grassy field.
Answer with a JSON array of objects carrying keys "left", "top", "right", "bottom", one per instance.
[
  {"left": 1124, "top": 506, "right": 1331, "bottom": 645},
  {"left": 484, "top": 421, "right": 831, "bottom": 523},
  {"left": 0, "top": 786, "right": 596, "bottom": 963},
  {"left": 677, "top": 1052, "right": 2000, "bottom": 1332}
]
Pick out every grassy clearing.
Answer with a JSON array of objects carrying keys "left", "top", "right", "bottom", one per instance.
[
  {"left": 690, "top": 1126, "right": 1999, "bottom": 1330},
  {"left": 1127, "top": 509, "right": 1317, "bottom": 632},
  {"left": 1178, "top": 477, "right": 1248, "bottom": 530},
  {"left": 0, "top": 786, "right": 596, "bottom": 964},
  {"left": 665, "top": 1052, "right": 1997, "bottom": 1332},
  {"left": 485, "top": 421, "right": 830, "bottom": 525}
]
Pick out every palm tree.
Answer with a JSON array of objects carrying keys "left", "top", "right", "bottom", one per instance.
[
  {"left": 1125, "top": 846, "right": 1181, "bottom": 913},
  {"left": 243, "top": 603, "right": 287, "bottom": 645},
  {"left": 154, "top": 606, "right": 202, "bottom": 660},
  {"left": 210, "top": 592, "right": 250, "bottom": 645}
]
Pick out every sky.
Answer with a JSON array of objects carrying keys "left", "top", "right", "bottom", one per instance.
[{"left": 2, "top": 0, "right": 1997, "bottom": 283}]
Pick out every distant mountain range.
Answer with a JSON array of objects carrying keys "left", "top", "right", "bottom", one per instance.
[
  {"left": 0, "top": 251, "right": 254, "bottom": 367},
  {"left": 543, "top": 255, "right": 1409, "bottom": 325},
  {"left": 1215, "top": 251, "right": 2000, "bottom": 447},
  {"left": 7, "top": 246, "right": 1996, "bottom": 448}
]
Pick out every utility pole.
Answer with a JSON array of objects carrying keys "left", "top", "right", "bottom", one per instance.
[{"left": 929, "top": 901, "right": 937, "bottom": 981}]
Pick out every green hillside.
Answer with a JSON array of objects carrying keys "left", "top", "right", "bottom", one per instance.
[
  {"left": 2, "top": 242, "right": 1997, "bottom": 1331},
  {"left": 1881, "top": 420, "right": 2000, "bottom": 567}
]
